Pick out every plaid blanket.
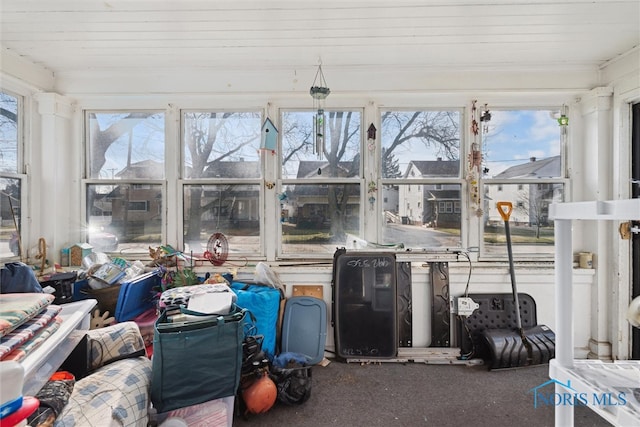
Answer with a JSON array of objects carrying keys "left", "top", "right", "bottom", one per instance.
[
  {"left": 0, "top": 305, "right": 62, "bottom": 359},
  {"left": 2, "top": 316, "right": 63, "bottom": 362},
  {"left": 0, "top": 293, "right": 54, "bottom": 337},
  {"left": 54, "top": 357, "right": 152, "bottom": 427}
]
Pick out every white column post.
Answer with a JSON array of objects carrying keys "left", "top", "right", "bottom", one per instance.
[
  {"left": 33, "top": 93, "right": 75, "bottom": 266},
  {"left": 554, "top": 217, "right": 574, "bottom": 426},
  {"left": 579, "top": 87, "right": 614, "bottom": 359}
]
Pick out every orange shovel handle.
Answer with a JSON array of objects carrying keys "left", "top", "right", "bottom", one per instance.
[{"left": 497, "top": 201, "right": 513, "bottom": 222}]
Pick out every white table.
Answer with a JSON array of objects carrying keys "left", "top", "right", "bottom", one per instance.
[
  {"left": 549, "top": 199, "right": 640, "bottom": 426},
  {"left": 21, "top": 299, "right": 96, "bottom": 395}
]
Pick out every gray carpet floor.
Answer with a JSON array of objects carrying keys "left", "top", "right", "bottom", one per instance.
[{"left": 233, "top": 360, "right": 615, "bottom": 427}]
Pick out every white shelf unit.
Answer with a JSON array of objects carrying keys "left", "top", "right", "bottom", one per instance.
[
  {"left": 21, "top": 299, "right": 96, "bottom": 396},
  {"left": 549, "top": 199, "right": 640, "bottom": 427}
]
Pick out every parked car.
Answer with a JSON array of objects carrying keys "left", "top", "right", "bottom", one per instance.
[{"left": 88, "top": 229, "right": 119, "bottom": 252}]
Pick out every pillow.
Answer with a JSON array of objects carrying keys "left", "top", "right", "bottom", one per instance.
[
  {"left": 54, "top": 357, "right": 152, "bottom": 427},
  {"left": 86, "top": 322, "right": 146, "bottom": 371}
]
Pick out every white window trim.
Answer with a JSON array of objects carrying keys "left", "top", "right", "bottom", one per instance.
[{"left": 0, "top": 88, "right": 27, "bottom": 261}]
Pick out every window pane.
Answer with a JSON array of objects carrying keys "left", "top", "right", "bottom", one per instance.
[
  {"left": 86, "top": 183, "right": 163, "bottom": 253},
  {"left": 281, "top": 183, "right": 360, "bottom": 254},
  {"left": 0, "top": 92, "right": 18, "bottom": 173},
  {"left": 281, "top": 111, "right": 361, "bottom": 179},
  {"left": 381, "top": 110, "right": 461, "bottom": 179},
  {"left": 483, "top": 183, "right": 564, "bottom": 256},
  {"left": 183, "top": 112, "right": 261, "bottom": 179},
  {"left": 183, "top": 184, "right": 260, "bottom": 256},
  {"left": 482, "top": 109, "right": 562, "bottom": 178},
  {"left": 0, "top": 178, "right": 21, "bottom": 258},
  {"left": 87, "top": 112, "right": 165, "bottom": 179},
  {"left": 382, "top": 183, "right": 462, "bottom": 248}
]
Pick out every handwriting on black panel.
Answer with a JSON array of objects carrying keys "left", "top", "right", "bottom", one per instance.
[{"left": 346, "top": 258, "right": 391, "bottom": 268}]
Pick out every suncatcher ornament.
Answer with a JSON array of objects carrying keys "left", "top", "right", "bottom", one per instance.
[
  {"left": 557, "top": 104, "right": 569, "bottom": 137},
  {"left": 310, "top": 63, "right": 330, "bottom": 159},
  {"left": 467, "top": 100, "right": 483, "bottom": 217}
]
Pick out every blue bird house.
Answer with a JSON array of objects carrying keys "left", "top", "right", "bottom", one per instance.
[{"left": 261, "top": 117, "right": 278, "bottom": 152}]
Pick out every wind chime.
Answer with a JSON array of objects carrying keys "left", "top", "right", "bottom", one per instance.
[{"left": 310, "top": 63, "right": 330, "bottom": 159}]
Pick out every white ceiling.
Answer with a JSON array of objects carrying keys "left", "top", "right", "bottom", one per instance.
[{"left": 1, "top": 0, "right": 639, "bottom": 93}]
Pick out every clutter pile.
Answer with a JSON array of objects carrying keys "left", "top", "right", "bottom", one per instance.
[
  {"left": 150, "top": 262, "right": 319, "bottom": 426},
  {"left": 1, "top": 243, "right": 327, "bottom": 427}
]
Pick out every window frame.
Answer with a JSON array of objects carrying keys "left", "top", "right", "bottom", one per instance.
[
  {"left": 82, "top": 109, "right": 167, "bottom": 255},
  {"left": 72, "top": 101, "right": 575, "bottom": 263},
  {"left": 277, "top": 107, "right": 364, "bottom": 259},
  {"left": 179, "top": 108, "right": 265, "bottom": 258},
  {"left": 0, "top": 89, "right": 26, "bottom": 261},
  {"left": 378, "top": 107, "right": 466, "bottom": 251},
  {"left": 478, "top": 106, "right": 569, "bottom": 260}
]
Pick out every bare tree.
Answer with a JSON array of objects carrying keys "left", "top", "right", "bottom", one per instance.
[
  {"left": 183, "top": 112, "right": 259, "bottom": 242},
  {"left": 516, "top": 184, "right": 554, "bottom": 238},
  {"left": 281, "top": 111, "right": 360, "bottom": 242},
  {"left": 87, "top": 112, "right": 155, "bottom": 177},
  {"left": 381, "top": 110, "right": 460, "bottom": 167}
]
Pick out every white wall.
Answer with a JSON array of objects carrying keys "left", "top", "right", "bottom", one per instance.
[{"left": 234, "top": 263, "right": 594, "bottom": 358}]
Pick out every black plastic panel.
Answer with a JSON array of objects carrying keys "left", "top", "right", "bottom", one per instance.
[
  {"left": 430, "top": 262, "right": 450, "bottom": 347},
  {"left": 333, "top": 251, "right": 397, "bottom": 359},
  {"left": 397, "top": 261, "right": 412, "bottom": 348}
]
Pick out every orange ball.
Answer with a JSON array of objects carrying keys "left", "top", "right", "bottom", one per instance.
[{"left": 242, "top": 374, "right": 277, "bottom": 414}]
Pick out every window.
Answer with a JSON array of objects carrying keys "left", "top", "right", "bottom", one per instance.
[
  {"left": 0, "top": 91, "right": 22, "bottom": 259},
  {"left": 127, "top": 201, "right": 149, "bottom": 212},
  {"left": 481, "top": 109, "right": 566, "bottom": 258},
  {"left": 380, "top": 109, "right": 463, "bottom": 248},
  {"left": 182, "top": 111, "right": 262, "bottom": 256},
  {"left": 78, "top": 103, "right": 567, "bottom": 262},
  {"left": 85, "top": 112, "right": 165, "bottom": 254},
  {"left": 280, "top": 110, "right": 362, "bottom": 255}
]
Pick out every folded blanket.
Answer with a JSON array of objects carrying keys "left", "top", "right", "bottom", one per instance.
[
  {"left": 0, "top": 293, "right": 54, "bottom": 337},
  {"left": 2, "top": 316, "right": 63, "bottom": 362},
  {"left": 0, "top": 305, "right": 62, "bottom": 358},
  {"left": 159, "top": 283, "right": 236, "bottom": 309}
]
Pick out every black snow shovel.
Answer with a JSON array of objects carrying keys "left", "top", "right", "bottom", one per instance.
[{"left": 482, "top": 201, "right": 556, "bottom": 369}]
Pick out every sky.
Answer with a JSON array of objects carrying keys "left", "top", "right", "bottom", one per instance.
[
  {"left": 381, "top": 109, "right": 562, "bottom": 177},
  {"left": 482, "top": 109, "right": 561, "bottom": 177},
  {"left": 89, "top": 109, "right": 562, "bottom": 180}
]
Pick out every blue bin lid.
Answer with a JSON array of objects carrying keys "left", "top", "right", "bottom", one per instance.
[{"left": 281, "top": 296, "right": 327, "bottom": 365}]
